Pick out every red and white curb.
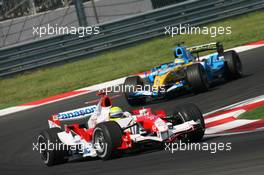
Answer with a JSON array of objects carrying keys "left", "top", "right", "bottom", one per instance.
[
  {"left": 205, "top": 95, "right": 264, "bottom": 135},
  {"left": 0, "top": 40, "right": 264, "bottom": 117}
]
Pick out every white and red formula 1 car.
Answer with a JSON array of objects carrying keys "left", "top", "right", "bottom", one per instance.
[{"left": 37, "top": 93, "right": 205, "bottom": 166}]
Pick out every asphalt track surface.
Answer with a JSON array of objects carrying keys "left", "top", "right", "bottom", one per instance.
[{"left": 1, "top": 47, "right": 264, "bottom": 175}]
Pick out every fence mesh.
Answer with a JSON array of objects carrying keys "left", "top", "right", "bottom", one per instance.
[{"left": 0, "top": 0, "right": 185, "bottom": 48}]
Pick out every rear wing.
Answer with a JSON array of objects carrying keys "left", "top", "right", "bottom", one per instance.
[{"left": 186, "top": 42, "right": 223, "bottom": 54}]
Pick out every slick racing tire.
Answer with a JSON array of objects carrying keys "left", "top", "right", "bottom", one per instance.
[
  {"left": 93, "top": 121, "right": 123, "bottom": 160},
  {"left": 224, "top": 50, "right": 243, "bottom": 80},
  {"left": 38, "top": 128, "right": 68, "bottom": 166},
  {"left": 186, "top": 63, "right": 209, "bottom": 93},
  {"left": 124, "top": 76, "right": 146, "bottom": 106},
  {"left": 172, "top": 103, "right": 205, "bottom": 142}
]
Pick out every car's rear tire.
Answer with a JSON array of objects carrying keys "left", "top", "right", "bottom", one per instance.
[
  {"left": 38, "top": 128, "right": 68, "bottom": 166},
  {"left": 93, "top": 121, "right": 123, "bottom": 160},
  {"left": 124, "top": 76, "right": 146, "bottom": 106},
  {"left": 224, "top": 50, "right": 243, "bottom": 80},
  {"left": 186, "top": 64, "right": 209, "bottom": 93},
  {"left": 171, "top": 103, "right": 205, "bottom": 142}
]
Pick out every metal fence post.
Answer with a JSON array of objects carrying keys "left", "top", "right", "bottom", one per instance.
[
  {"left": 91, "top": 0, "right": 99, "bottom": 24},
  {"left": 74, "top": 0, "right": 88, "bottom": 26},
  {"left": 29, "top": 0, "right": 36, "bottom": 14}
]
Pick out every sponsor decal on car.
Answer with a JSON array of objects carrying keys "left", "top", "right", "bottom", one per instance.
[{"left": 57, "top": 105, "right": 97, "bottom": 120}]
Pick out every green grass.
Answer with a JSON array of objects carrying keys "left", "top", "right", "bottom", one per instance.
[
  {"left": 1, "top": 11, "right": 264, "bottom": 109},
  {"left": 239, "top": 105, "right": 264, "bottom": 120}
]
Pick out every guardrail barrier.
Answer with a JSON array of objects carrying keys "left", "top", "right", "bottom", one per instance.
[{"left": 0, "top": 0, "right": 263, "bottom": 77}]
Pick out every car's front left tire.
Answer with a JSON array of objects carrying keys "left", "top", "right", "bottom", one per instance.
[
  {"left": 38, "top": 128, "right": 68, "bottom": 166},
  {"left": 123, "top": 76, "right": 147, "bottom": 106},
  {"left": 93, "top": 121, "right": 123, "bottom": 160}
]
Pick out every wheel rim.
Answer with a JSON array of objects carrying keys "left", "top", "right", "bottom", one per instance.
[
  {"left": 94, "top": 129, "right": 106, "bottom": 154},
  {"left": 38, "top": 135, "right": 49, "bottom": 163}
]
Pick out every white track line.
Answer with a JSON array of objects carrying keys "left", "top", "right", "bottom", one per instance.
[
  {"left": 204, "top": 110, "right": 246, "bottom": 123},
  {"left": 205, "top": 120, "right": 257, "bottom": 134},
  {"left": 1, "top": 43, "right": 264, "bottom": 117}
]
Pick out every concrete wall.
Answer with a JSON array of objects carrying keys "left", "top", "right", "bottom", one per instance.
[
  {"left": 0, "top": 0, "right": 153, "bottom": 48},
  {"left": 84, "top": 0, "right": 153, "bottom": 25}
]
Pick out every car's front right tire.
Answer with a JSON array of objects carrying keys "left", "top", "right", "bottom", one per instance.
[
  {"left": 171, "top": 103, "right": 205, "bottom": 142},
  {"left": 224, "top": 50, "right": 243, "bottom": 80}
]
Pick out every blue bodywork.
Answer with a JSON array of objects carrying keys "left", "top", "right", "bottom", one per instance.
[{"left": 131, "top": 43, "right": 227, "bottom": 98}]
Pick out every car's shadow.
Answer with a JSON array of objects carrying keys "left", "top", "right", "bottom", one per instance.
[
  {"left": 68, "top": 135, "right": 221, "bottom": 164},
  {"left": 134, "top": 73, "right": 254, "bottom": 107}
]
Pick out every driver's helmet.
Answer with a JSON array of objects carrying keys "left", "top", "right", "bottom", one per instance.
[{"left": 109, "top": 106, "right": 124, "bottom": 120}]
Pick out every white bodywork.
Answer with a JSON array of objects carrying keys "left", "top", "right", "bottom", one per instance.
[{"left": 49, "top": 99, "right": 199, "bottom": 158}]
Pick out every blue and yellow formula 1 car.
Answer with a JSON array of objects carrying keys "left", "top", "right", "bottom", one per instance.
[{"left": 124, "top": 42, "right": 243, "bottom": 106}]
